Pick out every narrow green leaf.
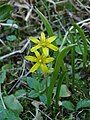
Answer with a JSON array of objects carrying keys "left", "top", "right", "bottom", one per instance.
[
  {"left": 55, "top": 73, "right": 66, "bottom": 108},
  {"left": 73, "top": 23, "right": 88, "bottom": 67},
  {"left": 0, "top": 69, "right": 6, "bottom": 84},
  {"left": 35, "top": 8, "right": 54, "bottom": 36},
  {"left": 47, "top": 44, "right": 75, "bottom": 105}
]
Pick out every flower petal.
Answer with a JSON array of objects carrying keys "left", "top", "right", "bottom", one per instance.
[
  {"left": 40, "top": 32, "right": 45, "bottom": 42},
  {"left": 31, "top": 45, "right": 41, "bottom": 52},
  {"left": 30, "top": 63, "right": 40, "bottom": 73},
  {"left": 42, "top": 47, "right": 49, "bottom": 56},
  {"left": 47, "top": 36, "right": 57, "bottom": 43},
  {"left": 29, "top": 37, "right": 39, "bottom": 44},
  {"left": 25, "top": 56, "right": 37, "bottom": 62},
  {"left": 47, "top": 44, "right": 58, "bottom": 51},
  {"left": 44, "top": 57, "right": 54, "bottom": 63},
  {"left": 40, "top": 64, "right": 48, "bottom": 74},
  {"left": 34, "top": 51, "right": 40, "bottom": 58}
]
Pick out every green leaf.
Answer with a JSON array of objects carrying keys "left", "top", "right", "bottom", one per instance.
[
  {"left": 0, "top": 109, "right": 21, "bottom": 120},
  {"left": 55, "top": 73, "right": 66, "bottom": 107},
  {"left": 0, "top": 69, "right": 6, "bottom": 84},
  {"left": 62, "top": 101, "right": 75, "bottom": 111},
  {"left": 28, "top": 90, "right": 39, "bottom": 98},
  {"left": 47, "top": 44, "right": 75, "bottom": 105},
  {"left": 0, "top": 4, "right": 13, "bottom": 22},
  {"left": 0, "top": 100, "right": 21, "bottom": 120},
  {"left": 60, "top": 84, "right": 71, "bottom": 97},
  {"left": 6, "top": 35, "right": 17, "bottom": 41},
  {"left": 73, "top": 23, "right": 88, "bottom": 67},
  {"left": 4, "top": 95, "right": 23, "bottom": 113},
  {"left": 15, "top": 89, "right": 26, "bottom": 98},
  {"left": 39, "top": 94, "right": 47, "bottom": 104},
  {"left": 35, "top": 8, "right": 54, "bottom": 36},
  {"left": 76, "top": 100, "right": 90, "bottom": 110},
  {"left": 6, "top": 19, "right": 14, "bottom": 24},
  {"left": 27, "top": 77, "right": 41, "bottom": 91},
  {"left": 75, "top": 45, "right": 84, "bottom": 55}
]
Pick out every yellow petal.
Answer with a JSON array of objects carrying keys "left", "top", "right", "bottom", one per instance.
[
  {"left": 47, "top": 44, "right": 58, "bottom": 51},
  {"left": 40, "top": 32, "right": 45, "bottom": 42},
  {"left": 47, "top": 36, "right": 57, "bottom": 43},
  {"left": 31, "top": 45, "right": 41, "bottom": 52},
  {"left": 42, "top": 47, "right": 49, "bottom": 56},
  {"left": 30, "top": 63, "right": 40, "bottom": 73},
  {"left": 25, "top": 56, "right": 37, "bottom": 62},
  {"left": 34, "top": 51, "right": 40, "bottom": 57},
  {"left": 40, "top": 64, "right": 48, "bottom": 74},
  {"left": 29, "top": 37, "right": 39, "bottom": 44},
  {"left": 44, "top": 57, "right": 54, "bottom": 63}
]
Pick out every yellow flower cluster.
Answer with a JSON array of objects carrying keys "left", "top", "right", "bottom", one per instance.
[{"left": 25, "top": 32, "right": 58, "bottom": 74}]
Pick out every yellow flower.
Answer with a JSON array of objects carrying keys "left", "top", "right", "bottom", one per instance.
[
  {"left": 29, "top": 32, "right": 58, "bottom": 56},
  {"left": 25, "top": 51, "right": 54, "bottom": 74}
]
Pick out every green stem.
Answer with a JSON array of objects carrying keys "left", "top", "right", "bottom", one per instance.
[{"left": 55, "top": 72, "right": 66, "bottom": 110}]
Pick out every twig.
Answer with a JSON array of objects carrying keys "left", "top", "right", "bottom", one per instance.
[
  {"left": 0, "top": 39, "right": 8, "bottom": 48},
  {"left": 0, "top": 39, "right": 11, "bottom": 51},
  {"left": 77, "top": 0, "right": 90, "bottom": 13},
  {"left": 32, "top": 101, "right": 52, "bottom": 120},
  {"left": 0, "top": 85, "right": 6, "bottom": 109},
  {"left": 14, "top": 2, "right": 29, "bottom": 10},
  {"left": 25, "top": 5, "right": 33, "bottom": 21},
  {"left": 0, "top": 23, "right": 18, "bottom": 29},
  {"left": 38, "top": 108, "right": 52, "bottom": 120},
  {"left": 0, "top": 40, "right": 30, "bottom": 61},
  {"left": 8, "top": 71, "right": 30, "bottom": 94},
  {"left": 23, "top": 110, "right": 36, "bottom": 118}
]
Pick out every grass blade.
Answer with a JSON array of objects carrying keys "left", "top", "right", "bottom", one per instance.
[
  {"left": 55, "top": 72, "right": 66, "bottom": 109},
  {"left": 35, "top": 8, "right": 54, "bottom": 36},
  {"left": 73, "top": 23, "right": 88, "bottom": 67},
  {"left": 47, "top": 44, "right": 76, "bottom": 105}
]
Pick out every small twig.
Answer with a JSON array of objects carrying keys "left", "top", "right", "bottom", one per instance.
[
  {"left": 60, "top": 18, "right": 90, "bottom": 50},
  {"left": 25, "top": 5, "right": 33, "bottom": 21},
  {"left": 0, "top": 23, "right": 18, "bottom": 29},
  {"left": 32, "top": 101, "right": 52, "bottom": 120},
  {"left": 76, "top": 110, "right": 83, "bottom": 119},
  {"left": 38, "top": 108, "right": 52, "bottom": 120},
  {"left": 0, "top": 40, "right": 30, "bottom": 61},
  {"left": 0, "top": 39, "right": 8, "bottom": 48},
  {"left": 0, "top": 39, "right": 11, "bottom": 51},
  {"left": 77, "top": 0, "right": 90, "bottom": 13},
  {"left": 14, "top": 2, "right": 29, "bottom": 10},
  {"left": 8, "top": 71, "right": 30, "bottom": 94},
  {"left": 0, "top": 85, "right": 6, "bottom": 109},
  {"left": 56, "top": 0, "right": 68, "bottom": 4},
  {"left": 23, "top": 110, "right": 36, "bottom": 118}
]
